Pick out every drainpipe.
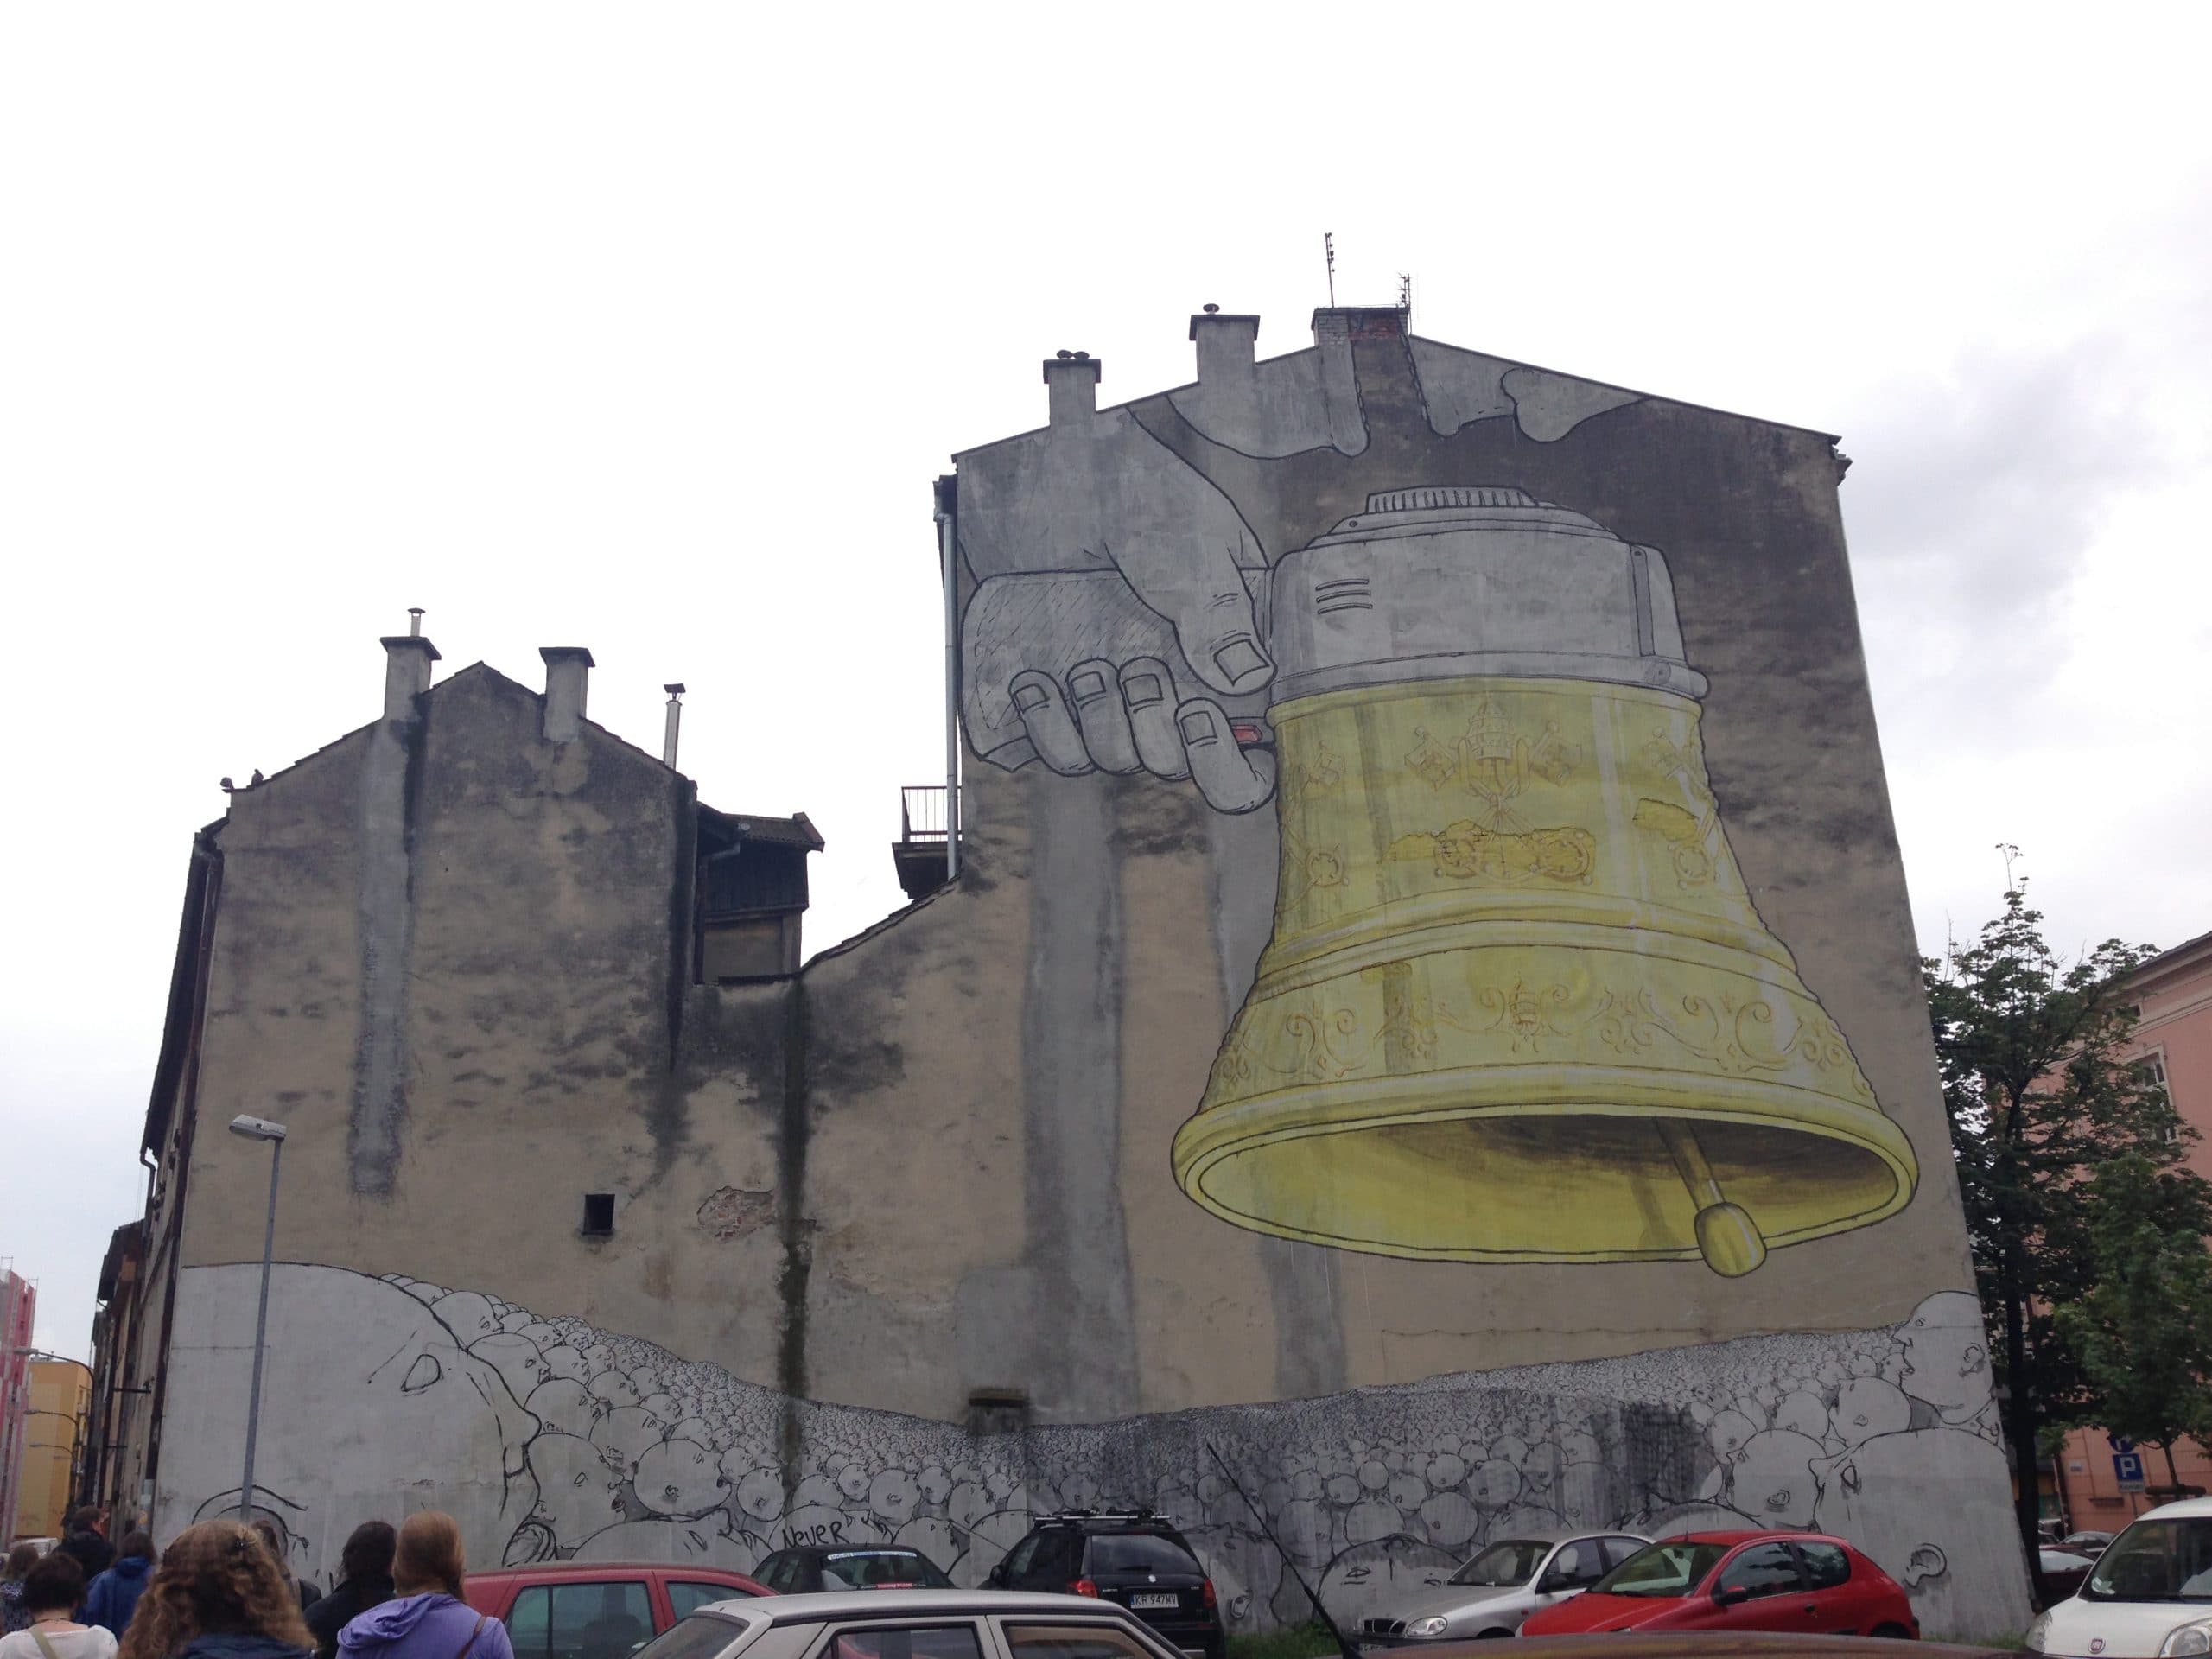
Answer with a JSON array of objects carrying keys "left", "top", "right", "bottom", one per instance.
[{"left": 934, "top": 475, "right": 961, "bottom": 882}]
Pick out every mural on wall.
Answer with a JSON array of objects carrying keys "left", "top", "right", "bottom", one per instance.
[
  {"left": 162, "top": 1265, "right": 2018, "bottom": 1636},
  {"left": 954, "top": 328, "right": 1919, "bottom": 1276}
]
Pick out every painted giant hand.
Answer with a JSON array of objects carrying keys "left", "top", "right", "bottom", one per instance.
[{"left": 956, "top": 330, "right": 1917, "bottom": 1275}]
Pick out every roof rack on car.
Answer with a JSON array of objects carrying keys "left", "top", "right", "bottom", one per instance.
[{"left": 1033, "top": 1509, "right": 1161, "bottom": 1524}]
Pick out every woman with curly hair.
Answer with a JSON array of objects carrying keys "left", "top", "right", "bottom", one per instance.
[
  {"left": 336, "top": 1516, "right": 507, "bottom": 1659},
  {"left": 115, "top": 1522, "right": 312, "bottom": 1659}
]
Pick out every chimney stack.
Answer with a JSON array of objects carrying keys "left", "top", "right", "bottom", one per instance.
[
  {"left": 1043, "top": 350, "right": 1100, "bottom": 429},
  {"left": 539, "top": 647, "right": 594, "bottom": 743},
  {"left": 380, "top": 609, "right": 440, "bottom": 721},
  {"left": 662, "top": 683, "right": 685, "bottom": 768},
  {"left": 1189, "top": 305, "right": 1260, "bottom": 387}
]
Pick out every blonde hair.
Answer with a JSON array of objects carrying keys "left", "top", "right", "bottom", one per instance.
[
  {"left": 393, "top": 1511, "right": 467, "bottom": 1599},
  {"left": 118, "top": 1520, "right": 313, "bottom": 1659}
]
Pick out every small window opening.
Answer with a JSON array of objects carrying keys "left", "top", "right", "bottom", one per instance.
[{"left": 582, "top": 1193, "right": 615, "bottom": 1236}]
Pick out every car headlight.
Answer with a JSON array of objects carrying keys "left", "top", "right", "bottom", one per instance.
[
  {"left": 2162, "top": 1622, "right": 2212, "bottom": 1657},
  {"left": 1405, "top": 1618, "right": 1450, "bottom": 1638},
  {"left": 2023, "top": 1611, "right": 2052, "bottom": 1652}
]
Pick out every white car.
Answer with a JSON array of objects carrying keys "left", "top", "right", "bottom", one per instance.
[
  {"left": 2030, "top": 1497, "right": 2212, "bottom": 1657},
  {"left": 1356, "top": 1531, "right": 1650, "bottom": 1644}
]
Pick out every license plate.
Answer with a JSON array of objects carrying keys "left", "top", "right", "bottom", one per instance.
[{"left": 1130, "top": 1593, "right": 1178, "bottom": 1610}]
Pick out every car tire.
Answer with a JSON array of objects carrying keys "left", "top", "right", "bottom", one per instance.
[{"left": 1870, "top": 1624, "right": 1914, "bottom": 1640}]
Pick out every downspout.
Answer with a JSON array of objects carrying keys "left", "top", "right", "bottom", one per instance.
[{"left": 934, "top": 474, "right": 961, "bottom": 882}]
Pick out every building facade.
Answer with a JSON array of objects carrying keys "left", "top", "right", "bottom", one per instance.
[
  {"left": 90, "top": 305, "right": 2030, "bottom": 1635},
  {"left": 14, "top": 1361, "right": 92, "bottom": 1541},
  {"left": 1, "top": 1270, "right": 33, "bottom": 1541},
  {"left": 2052, "top": 929, "right": 2212, "bottom": 1529}
]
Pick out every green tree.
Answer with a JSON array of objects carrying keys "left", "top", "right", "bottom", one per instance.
[
  {"left": 2056, "top": 1153, "right": 2212, "bottom": 1493},
  {"left": 1925, "top": 879, "right": 2196, "bottom": 1599}
]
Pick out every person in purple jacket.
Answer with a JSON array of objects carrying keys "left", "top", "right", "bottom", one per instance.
[{"left": 334, "top": 1518, "right": 509, "bottom": 1659}]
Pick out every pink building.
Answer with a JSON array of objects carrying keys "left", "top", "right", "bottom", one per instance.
[
  {"left": 0, "top": 1268, "right": 33, "bottom": 1542},
  {"left": 2055, "top": 927, "right": 2212, "bottom": 1532}
]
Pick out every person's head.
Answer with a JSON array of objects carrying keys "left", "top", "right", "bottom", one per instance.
[
  {"left": 340, "top": 1522, "right": 397, "bottom": 1587},
  {"left": 23, "top": 1554, "right": 86, "bottom": 1618},
  {"left": 3, "top": 1542, "right": 39, "bottom": 1584},
  {"left": 119, "top": 1532, "right": 156, "bottom": 1564},
  {"left": 67, "top": 1505, "right": 105, "bottom": 1537},
  {"left": 392, "top": 1512, "right": 465, "bottom": 1599},
  {"left": 117, "top": 1521, "right": 313, "bottom": 1659}
]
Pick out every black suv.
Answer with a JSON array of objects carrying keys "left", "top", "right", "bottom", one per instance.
[{"left": 988, "top": 1511, "right": 1224, "bottom": 1659}]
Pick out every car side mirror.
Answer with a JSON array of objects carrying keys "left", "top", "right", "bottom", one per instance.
[{"left": 1713, "top": 1586, "right": 1752, "bottom": 1608}]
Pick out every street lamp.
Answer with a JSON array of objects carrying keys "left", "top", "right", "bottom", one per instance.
[{"left": 226, "top": 1114, "right": 286, "bottom": 1525}]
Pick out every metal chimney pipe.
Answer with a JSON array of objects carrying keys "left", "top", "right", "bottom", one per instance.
[
  {"left": 662, "top": 684, "right": 685, "bottom": 768},
  {"left": 407, "top": 607, "right": 424, "bottom": 637}
]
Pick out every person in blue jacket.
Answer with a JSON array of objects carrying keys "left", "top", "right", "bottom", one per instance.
[{"left": 84, "top": 1535, "right": 156, "bottom": 1638}]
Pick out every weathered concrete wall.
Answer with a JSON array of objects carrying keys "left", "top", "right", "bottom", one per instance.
[{"left": 142, "top": 308, "right": 2031, "bottom": 1637}]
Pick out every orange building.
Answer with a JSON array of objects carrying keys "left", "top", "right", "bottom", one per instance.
[{"left": 2054, "top": 927, "right": 2212, "bottom": 1530}]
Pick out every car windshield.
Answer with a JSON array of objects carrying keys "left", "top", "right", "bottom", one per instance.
[
  {"left": 1591, "top": 1541, "right": 1729, "bottom": 1598},
  {"left": 1087, "top": 1534, "right": 1199, "bottom": 1575},
  {"left": 1451, "top": 1541, "right": 1547, "bottom": 1587},
  {"left": 2087, "top": 1520, "right": 2212, "bottom": 1602},
  {"left": 822, "top": 1551, "right": 953, "bottom": 1589}
]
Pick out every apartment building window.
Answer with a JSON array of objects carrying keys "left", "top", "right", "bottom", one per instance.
[{"left": 2134, "top": 1052, "right": 2176, "bottom": 1141}]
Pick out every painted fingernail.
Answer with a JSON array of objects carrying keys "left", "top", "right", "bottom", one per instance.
[
  {"left": 1070, "top": 669, "right": 1109, "bottom": 702},
  {"left": 1123, "top": 672, "right": 1165, "bottom": 707},
  {"left": 1213, "top": 638, "right": 1269, "bottom": 682},
  {"left": 1179, "top": 708, "right": 1220, "bottom": 746},
  {"left": 1013, "top": 683, "right": 1050, "bottom": 713}
]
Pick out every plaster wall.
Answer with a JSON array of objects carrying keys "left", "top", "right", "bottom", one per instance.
[{"left": 132, "top": 308, "right": 2031, "bottom": 1637}]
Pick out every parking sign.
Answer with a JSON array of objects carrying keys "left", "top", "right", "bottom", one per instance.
[{"left": 2115, "top": 1451, "right": 2147, "bottom": 1492}]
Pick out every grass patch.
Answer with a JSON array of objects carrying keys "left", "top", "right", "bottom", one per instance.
[{"left": 1229, "top": 1625, "right": 1344, "bottom": 1659}]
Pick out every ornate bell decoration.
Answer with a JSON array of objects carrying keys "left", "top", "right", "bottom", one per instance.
[{"left": 1171, "top": 487, "right": 1918, "bottom": 1276}]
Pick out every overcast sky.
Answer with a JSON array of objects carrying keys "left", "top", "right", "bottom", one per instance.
[{"left": 4, "top": 5, "right": 2207, "bottom": 1359}]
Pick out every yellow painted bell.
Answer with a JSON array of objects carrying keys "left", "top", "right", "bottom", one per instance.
[{"left": 1171, "top": 487, "right": 1918, "bottom": 1275}]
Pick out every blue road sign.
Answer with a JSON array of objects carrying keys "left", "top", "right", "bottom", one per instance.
[
  {"left": 2110, "top": 1434, "right": 2139, "bottom": 1452},
  {"left": 2115, "top": 1451, "right": 2147, "bottom": 1492}
]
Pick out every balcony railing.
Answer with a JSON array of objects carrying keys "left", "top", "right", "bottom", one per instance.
[{"left": 899, "top": 785, "right": 957, "bottom": 843}]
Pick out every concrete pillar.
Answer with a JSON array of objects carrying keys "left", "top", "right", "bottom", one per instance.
[
  {"left": 1042, "top": 353, "right": 1100, "bottom": 429},
  {"left": 379, "top": 635, "right": 440, "bottom": 722},
  {"left": 539, "top": 647, "right": 594, "bottom": 743}
]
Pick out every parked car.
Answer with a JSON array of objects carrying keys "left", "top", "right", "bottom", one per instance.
[
  {"left": 2063, "top": 1531, "right": 2120, "bottom": 1554},
  {"left": 2041, "top": 1549, "right": 2101, "bottom": 1601},
  {"left": 464, "top": 1560, "right": 769, "bottom": 1659},
  {"left": 632, "top": 1589, "right": 1196, "bottom": 1659},
  {"left": 985, "top": 1511, "right": 1224, "bottom": 1659},
  {"left": 2028, "top": 1497, "right": 2212, "bottom": 1657},
  {"left": 753, "top": 1548, "right": 952, "bottom": 1594},
  {"left": 1518, "top": 1531, "right": 1917, "bottom": 1639},
  {"left": 1356, "top": 1530, "right": 1649, "bottom": 1643}
]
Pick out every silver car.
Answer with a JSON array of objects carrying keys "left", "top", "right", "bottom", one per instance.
[
  {"left": 1357, "top": 1531, "right": 1651, "bottom": 1643},
  {"left": 635, "top": 1589, "right": 1202, "bottom": 1659}
]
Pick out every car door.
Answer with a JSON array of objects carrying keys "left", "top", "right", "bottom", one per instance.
[
  {"left": 1707, "top": 1541, "right": 1812, "bottom": 1633},
  {"left": 504, "top": 1578, "right": 657, "bottom": 1659},
  {"left": 811, "top": 1619, "right": 992, "bottom": 1659},
  {"left": 993, "top": 1618, "right": 1175, "bottom": 1659},
  {"left": 1530, "top": 1539, "right": 1607, "bottom": 1617},
  {"left": 1790, "top": 1542, "right": 1862, "bottom": 1635}
]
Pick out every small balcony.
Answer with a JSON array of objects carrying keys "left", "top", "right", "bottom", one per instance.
[{"left": 892, "top": 785, "right": 959, "bottom": 900}]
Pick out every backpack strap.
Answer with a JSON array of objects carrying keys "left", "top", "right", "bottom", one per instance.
[
  {"left": 452, "top": 1613, "right": 489, "bottom": 1659},
  {"left": 31, "top": 1630, "right": 63, "bottom": 1659}
]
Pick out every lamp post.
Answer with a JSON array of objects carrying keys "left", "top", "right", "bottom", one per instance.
[{"left": 226, "top": 1114, "right": 287, "bottom": 1524}]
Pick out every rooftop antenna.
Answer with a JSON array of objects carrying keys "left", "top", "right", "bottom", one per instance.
[
  {"left": 1398, "top": 270, "right": 1413, "bottom": 312},
  {"left": 1324, "top": 232, "right": 1337, "bottom": 307}
]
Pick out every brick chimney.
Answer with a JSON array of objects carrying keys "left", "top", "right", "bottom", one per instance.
[{"left": 539, "top": 647, "right": 594, "bottom": 743}]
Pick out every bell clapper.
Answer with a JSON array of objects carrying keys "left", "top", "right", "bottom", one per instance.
[{"left": 1656, "top": 1120, "right": 1768, "bottom": 1277}]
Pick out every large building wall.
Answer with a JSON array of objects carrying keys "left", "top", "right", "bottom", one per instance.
[{"left": 125, "top": 305, "right": 2031, "bottom": 1637}]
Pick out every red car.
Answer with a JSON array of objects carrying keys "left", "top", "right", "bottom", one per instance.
[
  {"left": 463, "top": 1560, "right": 768, "bottom": 1659},
  {"left": 1518, "top": 1531, "right": 1918, "bottom": 1640}
]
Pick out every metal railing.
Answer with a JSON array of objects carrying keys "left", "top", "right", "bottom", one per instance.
[{"left": 899, "top": 785, "right": 957, "bottom": 842}]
